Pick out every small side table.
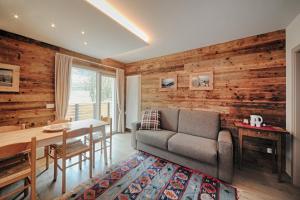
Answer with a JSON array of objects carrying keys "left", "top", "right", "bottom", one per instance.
[{"left": 234, "top": 121, "right": 289, "bottom": 182}]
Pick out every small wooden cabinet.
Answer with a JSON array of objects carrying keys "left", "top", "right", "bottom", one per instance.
[{"left": 234, "top": 121, "right": 289, "bottom": 182}]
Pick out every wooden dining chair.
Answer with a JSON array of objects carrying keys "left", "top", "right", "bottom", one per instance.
[
  {"left": 45, "top": 118, "right": 72, "bottom": 170},
  {"left": 85, "top": 116, "right": 112, "bottom": 168},
  {"left": 52, "top": 126, "right": 93, "bottom": 194},
  {"left": 0, "top": 137, "right": 36, "bottom": 200},
  {"left": 0, "top": 124, "right": 29, "bottom": 199}
]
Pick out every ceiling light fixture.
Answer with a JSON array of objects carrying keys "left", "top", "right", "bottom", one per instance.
[
  {"left": 13, "top": 14, "right": 19, "bottom": 19},
  {"left": 81, "top": 31, "right": 85, "bottom": 35},
  {"left": 51, "top": 23, "right": 56, "bottom": 28},
  {"left": 86, "top": 0, "right": 149, "bottom": 43}
]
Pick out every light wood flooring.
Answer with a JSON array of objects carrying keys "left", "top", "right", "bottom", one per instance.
[{"left": 1, "top": 133, "right": 300, "bottom": 200}]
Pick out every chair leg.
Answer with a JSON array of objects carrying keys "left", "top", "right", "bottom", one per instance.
[
  {"left": 93, "top": 143, "right": 96, "bottom": 168},
  {"left": 45, "top": 146, "right": 49, "bottom": 170},
  {"left": 62, "top": 158, "right": 66, "bottom": 194},
  {"left": 79, "top": 154, "right": 82, "bottom": 170},
  {"left": 53, "top": 150, "right": 58, "bottom": 182},
  {"left": 89, "top": 149, "right": 93, "bottom": 179},
  {"left": 84, "top": 136, "right": 88, "bottom": 157},
  {"left": 110, "top": 137, "right": 112, "bottom": 159},
  {"left": 101, "top": 140, "right": 103, "bottom": 154},
  {"left": 31, "top": 174, "right": 36, "bottom": 200},
  {"left": 24, "top": 178, "right": 29, "bottom": 198}
]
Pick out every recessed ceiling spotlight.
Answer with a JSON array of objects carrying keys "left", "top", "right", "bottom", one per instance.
[
  {"left": 81, "top": 31, "right": 85, "bottom": 35},
  {"left": 84, "top": 41, "right": 88, "bottom": 45},
  {"left": 51, "top": 23, "right": 56, "bottom": 28},
  {"left": 13, "top": 14, "right": 19, "bottom": 19}
]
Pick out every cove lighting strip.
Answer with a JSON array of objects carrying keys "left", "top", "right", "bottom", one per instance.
[{"left": 86, "top": 0, "right": 149, "bottom": 43}]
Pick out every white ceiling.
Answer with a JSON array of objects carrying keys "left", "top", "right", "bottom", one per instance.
[
  {"left": 109, "top": 0, "right": 300, "bottom": 63},
  {"left": 1, "top": 0, "right": 300, "bottom": 63},
  {"left": 0, "top": 0, "right": 147, "bottom": 59}
]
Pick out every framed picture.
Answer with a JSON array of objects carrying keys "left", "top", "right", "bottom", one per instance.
[
  {"left": 189, "top": 71, "right": 213, "bottom": 90},
  {"left": 159, "top": 74, "right": 177, "bottom": 91},
  {"left": 0, "top": 63, "right": 20, "bottom": 92}
]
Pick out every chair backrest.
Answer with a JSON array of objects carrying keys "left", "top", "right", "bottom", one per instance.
[
  {"left": 61, "top": 126, "right": 93, "bottom": 156},
  {"left": 101, "top": 116, "right": 112, "bottom": 133},
  {"left": 101, "top": 116, "right": 112, "bottom": 124},
  {"left": 0, "top": 124, "right": 26, "bottom": 134},
  {"left": 48, "top": 118, "right": 72, "bottom": 125},
  {"left": 63, "top": 126, "right": 93, "bottom": 139},
  {"left": 0, "top": 137, "right": 36, "bottom": 162}
]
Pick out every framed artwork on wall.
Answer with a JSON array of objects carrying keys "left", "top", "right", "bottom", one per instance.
[
  {"left": 189, "top": 71, "right": 213, "bottom": 90},
  {"left": 159, "top": 73, "right": 177, "bottom": 91},
  {"left": 0, "top": 63, "right": 20, "bottom": 92}
]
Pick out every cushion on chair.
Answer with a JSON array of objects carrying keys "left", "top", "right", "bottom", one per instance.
[
  {"left": 140, "top": 110, "right": 161, "bottom": 130},
  {"left": 50, "top": 138, "right": 81, "bottom": 149},
  {"left": 53, "top": 140, "right": 89, "bottom": 158},
  {"left": 136, "top": 130, "right": 176, "bottom": 150},
  {"left": 0, "top": 158, "right": 30, "bottom": 187},
  {"left": 178, "top": 110, "right": 220, "bottom": 140},
  {"left": 168, "top": 133, "right": 217, "bottom": 165},
  {"left": 85, "top": 131, "right": 112, "bottom": 142},
  {"left": 0, "top": 153, "right": 26, "bottom": 163}
]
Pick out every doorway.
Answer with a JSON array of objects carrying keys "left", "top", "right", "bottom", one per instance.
[{"left": 294, "top": 51, "right": 300, "bottom": 186}]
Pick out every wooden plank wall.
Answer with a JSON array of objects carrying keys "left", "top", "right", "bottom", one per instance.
[
  {"left": 125, "top": 30, "right": 286, "bottom": 168},
  {"left": 0, "top": 30, "right": 124, "bottom": 127}
]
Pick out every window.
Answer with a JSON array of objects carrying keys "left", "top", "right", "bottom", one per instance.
[
  {"left": 67, "top": 67, "right": 97, "bottom": 120},
  {"left": 66, "top": 66, "right": 117, "bottom": 131}
]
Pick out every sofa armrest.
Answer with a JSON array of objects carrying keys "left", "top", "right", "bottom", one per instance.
[
  {"left": 131, "top": 121, "right": 141, "bottom": 132},
  {"left": 217, "top": 130, "right": 233, "bottom": 183},
  {"left": 131, "top": 122, "right": 141, "bottom": 149}
]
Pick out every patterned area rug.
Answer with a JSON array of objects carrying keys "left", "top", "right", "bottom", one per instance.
[{"left": 58, "top": 152, "right": 237, "bottom": 200}]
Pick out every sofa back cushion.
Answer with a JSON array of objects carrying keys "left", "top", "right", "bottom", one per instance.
[
  {"left": 158, "top": 108, "right": 179, "bottom": 132},
  {"left": 178, "top": 109, "right": 220, "bottom": 140}
]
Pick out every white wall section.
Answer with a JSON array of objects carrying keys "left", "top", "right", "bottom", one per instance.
[
  {"left": 126, "top": 75, "right": 141, "bottom": 129},
  {"left": 286, "top": 13, "right": 300, "bottom": 186}
]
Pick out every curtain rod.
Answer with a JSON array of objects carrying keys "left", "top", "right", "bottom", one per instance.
[{"left": 56, "top": 53, "right": 117, "bottom": 70}]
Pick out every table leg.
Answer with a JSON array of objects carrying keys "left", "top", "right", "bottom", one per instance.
[
  {"left": 272, "top": 141, "right": 276, "bottom": 173},
  {"left": 101, "top": 126, "right": 108, "bottom": 165},
  {"left": 239, "top": 130, "right": 243, "bottom": 169},
  {"left": 45, "top": 146, "right": 49, "bottom": 170},
  {"left": 277, "top": 135, "right": 282, "bottom": 182}
]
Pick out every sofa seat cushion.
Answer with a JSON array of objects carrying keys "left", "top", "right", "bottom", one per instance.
[
  {"left": 136, "top": 130, "right": 176, "bottom": 150},
  {"left": 168, "top": 133, "right": 217, "bottom": 165}
]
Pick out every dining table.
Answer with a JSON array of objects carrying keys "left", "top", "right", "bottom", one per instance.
[{"left": 0, "top": 119, "right": 109, "bottom": 165}]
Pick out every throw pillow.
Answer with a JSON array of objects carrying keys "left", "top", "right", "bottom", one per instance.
[{"left": 140, "top": 110, "right": 161, "bottom": 130}]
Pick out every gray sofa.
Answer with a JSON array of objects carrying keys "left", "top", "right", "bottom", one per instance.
[{"left": 131, "top": 108, "right": 233, "bottom": 183}]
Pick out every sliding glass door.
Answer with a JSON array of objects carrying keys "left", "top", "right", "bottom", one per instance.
[
  {"left": 67, "top": 67, "right": 97, "bottom": 120},
  {"left": 101, "top": 75, "right": 116, "bottom": 131},
  {"left": 66, "top": 66, "right": 116, "bottom": 131}
]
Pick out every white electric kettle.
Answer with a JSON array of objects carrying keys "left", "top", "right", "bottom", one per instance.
[{"left": 250, "top": 115, "right": 263, "bottom": 127}]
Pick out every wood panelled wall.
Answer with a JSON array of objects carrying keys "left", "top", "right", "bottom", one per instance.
[
  {"left": 125, "top": 30, "right": 286, "bottom": 130},
  {"left": 125, "top": 30, "right": 286, "bottom": 168},
  {"left": 0, "top": 30, "right": 124, "bottom": 127}
]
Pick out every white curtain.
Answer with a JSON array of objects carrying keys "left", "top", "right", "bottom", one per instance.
[
  {"left": 55, "top": 53, "right": 73, "bottom": 120},
  {"left": 116, "top": 68, "right": 125, "bottom": 132}
]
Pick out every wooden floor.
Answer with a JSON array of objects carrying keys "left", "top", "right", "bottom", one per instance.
[{"left": 2, "top": 133, "right": 300, "bottom": 200}]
